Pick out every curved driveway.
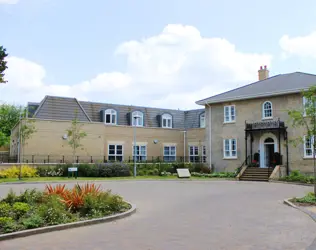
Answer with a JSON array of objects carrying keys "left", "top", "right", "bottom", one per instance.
[{"left": 0, "top": 180, "right": 315, "bottom": 250}]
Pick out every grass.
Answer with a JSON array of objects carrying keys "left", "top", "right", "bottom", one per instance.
[{"left": 0, "top": 176, "right": 235, "bottom": 183}]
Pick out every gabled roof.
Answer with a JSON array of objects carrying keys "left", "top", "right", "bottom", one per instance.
[
  {"left": 196, "top": 72, "right": 316, "bottom": 105},
  {"left": 33, "top": 96, "right": 91, "bottom": 122}
]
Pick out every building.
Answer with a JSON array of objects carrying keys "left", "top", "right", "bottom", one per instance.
[
  {"left": 10, "top": 96, "right": 206, "bottom": 164},
  {"left": 196, "top": 66, "right": 316, "bottom": 174}
]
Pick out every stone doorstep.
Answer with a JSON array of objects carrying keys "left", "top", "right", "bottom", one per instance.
[{"left": 0, "top": 203, "right": 137, "bottom": 241}]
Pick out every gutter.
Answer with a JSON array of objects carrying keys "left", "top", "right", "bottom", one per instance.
[{"left": 196, "top": 87, "right": 307, "bottom": 106}]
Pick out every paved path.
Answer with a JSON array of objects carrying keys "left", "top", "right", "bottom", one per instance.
[{"left": 0, "top": 180, "right": 315, "bottom": 250}]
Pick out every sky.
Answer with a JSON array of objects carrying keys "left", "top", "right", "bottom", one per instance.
[{"left": 1, "top": 0, "right": 316, "bottom": 110}]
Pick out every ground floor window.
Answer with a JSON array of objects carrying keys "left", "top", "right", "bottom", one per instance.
[
  {"left": 164, "top": 146, "right": 176, "bottom": 162},
  {"left": 223, "top": 139, "right": 237, "bottom": 158},
  {"left": 133, "top": 145, "right": 147, "bottom": 161},
  {"left": 189, "top": 146, "right": 199, "bottom": 162},
  {"left": 108, "top": 144, "right": 123, "bottom": 162},
  {"left": 304, "top": 135, "right": 314, "bottom": 158},
  {"left": 202, "top": 145, "right": 207, "bottom": 163}
]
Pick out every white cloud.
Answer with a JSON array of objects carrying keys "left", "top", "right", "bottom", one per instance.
[
  {"left": 0, "top": 0, "right": 19, "bottom": 4},
  {"left": 0, "top": 24, "right": 272, "bottom": 109},
  {"left": 279, "top": 32, "right": 316, "bottom": 58}
]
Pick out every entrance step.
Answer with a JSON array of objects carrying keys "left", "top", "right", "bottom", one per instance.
[{"left": 239, "top": 167, "right": 274, "bottom": 182}]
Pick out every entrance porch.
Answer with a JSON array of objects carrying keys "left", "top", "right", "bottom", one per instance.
[{"left": 244, "top": 119, "right": 289, "bottom": 176}]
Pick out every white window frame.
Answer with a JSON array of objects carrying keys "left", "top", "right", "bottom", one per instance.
[
  {"left": 223, "top": 139, "right": 237, "bottom": 159},
  {"left": 303, "top": 96, "right": 316, "bottom": 117},
  {"left": 189, "top": 145, "right": 199, "bottom": 162},
  {"left": 304, "top": 135, "right": 314, "bottom": 158},
  {"left": 132, "top": 111, "right": 144, "bottom": 127},
  {"left": 132, "top": 145, "right": 147, "bottom": 161},
  {"left": 200, "top": 113, "right": 205, "bottom": 128},
  {"left": 262, "top": 101, "right": 273, "bottom": 119},
  {"left": 108, "top": 144, "right": 124, "bottom": 162},
  {"left": 202, "top": 145, "right": 207, "bottom": 163},
  {"left": 104, "top": 109, "right": 117, "bottom": 125},
  {"left": 162, "top": 114, "right": 172, "bottom": 128},
  {"left": 224, "top": 105, "right": 236, "bottom": 123},
  {"left": 163, "top": 146, "right": 176, "bottom": 162}
]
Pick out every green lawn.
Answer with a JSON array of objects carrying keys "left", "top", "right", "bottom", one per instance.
[{"left": 0, "top": 176, "right": 235, "bottom": 183}]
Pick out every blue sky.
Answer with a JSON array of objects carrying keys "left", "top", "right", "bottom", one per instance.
[{"left": 1, "top": 0, "right": 316, "bottom": 109}]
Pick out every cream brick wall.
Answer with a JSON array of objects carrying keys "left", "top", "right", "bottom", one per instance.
[
  {"left": 10, "top": 119, "right": 205, "bottom": 163},
  {"left": 206, "top": 93, "right": 313, "bottom": 173}
]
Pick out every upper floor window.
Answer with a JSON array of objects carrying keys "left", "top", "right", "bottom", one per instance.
[
  {"left": 104, "top": 109, "right": 117, "bottom": 125},
  {"left": 162, "top": 114, "right": 172, "bottom": 128},
  {"left": 224, "top": 105, "right": 235, "bottom": 123},
  {"left": 200, "top": 113, "right": 205, "bottom": 128},
  {"left": 303, "top": 96, "right": 316, "bottom": 116},
  {"left": 132, "top": 111, "right": 144, "bottom": 127},
  {"left": 262, "top": 101, "right": 273, "bottom": 119}
]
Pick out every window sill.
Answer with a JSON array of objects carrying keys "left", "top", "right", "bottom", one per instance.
[
  {"left": 223, "top": 157, "right": 238, "bottom": 160},
  {"left": 223, "top": 121, "right": 236, "bottom": 124},
  {"left": 303, "top": 156, "right": 315, "bottom": 159},
  {"left": 104, "top": 123, "right": 117, "bottom": 126},
  {"left": 262, "top": 117, "right": 273, "bottom": 120}
]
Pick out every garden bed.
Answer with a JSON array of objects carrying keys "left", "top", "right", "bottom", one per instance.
[
  {"left": 289, "top": 192, "right": 316, "bottom": 207},
  {"left": 0, "top": 183, "right": 131, "bottom": 235},
  {"left": 279, "top": 170, "right": 315, "bottom": 184}
]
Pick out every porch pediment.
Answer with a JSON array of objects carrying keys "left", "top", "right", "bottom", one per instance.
[{"left": 245, "top": 119, "right": 286, "bottom": 131}]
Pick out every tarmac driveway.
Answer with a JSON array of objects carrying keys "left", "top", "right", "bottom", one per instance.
[{"left": 0, "top": 180, "right": 315, "bottom": 250}]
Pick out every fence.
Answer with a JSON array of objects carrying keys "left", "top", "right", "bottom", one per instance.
[{"left": 0, "top": 154, "right": 207, "bottom": 164}]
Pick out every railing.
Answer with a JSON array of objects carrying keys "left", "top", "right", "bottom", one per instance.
[
  {"left": 0, "top": 155, "right": 207, "bottom": 164},
  {"left": 245, "top": 119, "right": 285, "bottom": 131},
  {"left": 235, "top": 155, "right": 251, "bottom": 176}
]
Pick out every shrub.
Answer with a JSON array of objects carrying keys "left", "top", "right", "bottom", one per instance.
[
  {"left": 0, "top": 203, "right": 11, "bottom": 217},
  {"left": 0, "top": 216, "right": 14, "bottom": 226},
  {"left": 45, "top": 184, "right": 67, "bottom": 196},
  {"left": 1, "top": 189, "right": 17, "bottom": 205},
  {"left": 22, "top": 213, "right": 44, "bottom": 229},
  {"left": 280, "top": 170, "right": 315, "bottom": 184},
  {"left": 12, "top": 202, "right": 31, "bottom": 219},
  {"left": 37, "top": 195, "right": 76, "bottom": 225},
  {"left": 0, "top": 165, "right": 38, "bottom": 179},
  {"left": 16, "top": 189, "right": 44, "bottom": 204},
  {"left": 292, "top": 192, "right": 316, "bottom": 204},
  {"left": 37, "top": 165, "right": 64, "bottom": 177},
  {"left": 97, "top": 163, "right": 130, "bottom": 177},
  {"left": 191, "top": 172, "right": 236, "bottom": 178}
]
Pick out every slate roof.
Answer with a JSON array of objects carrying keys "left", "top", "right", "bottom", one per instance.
[
  {"left": 196, "top": 72, "right": 316, "bottom": 105},
  {"left": 28, "top": 96, "right": 205, "bottom": 129}
]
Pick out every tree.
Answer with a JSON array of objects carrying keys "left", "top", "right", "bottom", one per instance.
[
  {"left": 288, "top": 85, "right": 316, "bottom": 196},
  {"left": 0, "top": 46, "right": 8, "bottom": 84},
  {"left": 16, "top": 118, "right": 37, "bottom": 163},
  {"left": 66, "top": 111, "right": 87, "bottom": 164},
  {"left": 0, "top": 104, "right": 24, "bottom": 147}
]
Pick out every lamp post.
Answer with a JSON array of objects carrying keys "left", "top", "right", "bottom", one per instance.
[{"left": 133, "top": 115, "right": 140, "bottom": 178}]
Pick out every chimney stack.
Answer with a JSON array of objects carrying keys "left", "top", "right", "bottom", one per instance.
[{"left": 258, "top": 65, "right": 269, "bottom": 81}]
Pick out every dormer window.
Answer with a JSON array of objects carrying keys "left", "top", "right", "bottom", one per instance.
[
  {"left": 162, "top": 114, "right": 172, "bottom": 128},
  {"left": 200, "top": 113, "right": 205, "bottom": 128},
  {"left": 104, "top": 109, "right": 117, "bottom": 125},
  {"left": 132, "top": 111, "right": 144, "bottom": 127},
  {"left": 262, "top": 101, "right": 273, "bottom": 119}
]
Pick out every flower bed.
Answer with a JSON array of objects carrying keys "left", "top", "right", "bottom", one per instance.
[
  {"left": 279, "top": 170, "right": 315, "bottom": 184},
  {"left": 290, "top": 192, "right": 316, "bottom": 206},
  {"left": 0, "top": 183, "right": 131, "bottom": 235}
]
